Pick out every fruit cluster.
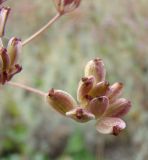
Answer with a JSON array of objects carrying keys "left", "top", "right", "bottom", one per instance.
[{"left": 47, "top": 58, "right": 131, "bottom": 135}]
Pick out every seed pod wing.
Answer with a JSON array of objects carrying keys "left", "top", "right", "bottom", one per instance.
[{"left": 96, "top": 117, "right": 126, "bottom": 135}]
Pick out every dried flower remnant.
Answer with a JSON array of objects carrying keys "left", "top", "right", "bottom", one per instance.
[
  {"left": 0, "top": 6, "right": 10, "bottom": 37},
  {"left": 0, "top": 37, "right": 22, "bottom": 84},
  {"left": 53, "top": 0, "right": 81, "bottom": 14},
  {"left": 47, "top": 58, "right": 131, "bottom": 136}
]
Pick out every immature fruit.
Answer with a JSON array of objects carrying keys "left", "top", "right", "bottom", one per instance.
[
  {"left": 7, "top": 37, "right": 22, "bottom": 67},
  {"left": 84, "top": 58, "right": 106, "bottom": 83},
  {"left": 89, "top": 81, "right": 110, "bottom": 97},
  {"left": 47, "top": 89, "right": 77, "bottom": 116},
  {"left": 87, "top": 96, "right": 109, "bottom": 119},
  {"left": 104, "top": 98, "right": 131, "bottom": 118},
  {"left": 53, "top": 0, "right": 81, "bottom": 14},
  {"left": 0, "top": 47, "right": 10, "bottom": 71},
  {"left": 106, "top": 82, "right": 123, "bottom": 103},
  {"left": 0, "top": 7, "right": 10, "bottom": 37},
  {"left": 77, "top": 76, "right": 95, "bottom": 105}
]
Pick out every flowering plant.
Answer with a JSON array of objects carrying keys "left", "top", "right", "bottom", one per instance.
[{"left": 0, "top": 0, "right": 131, "bottom": 136}]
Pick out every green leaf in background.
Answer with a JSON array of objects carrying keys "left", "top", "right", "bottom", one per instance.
[{"left": 64, "top": 130, "right": 95, "bottom": 160}]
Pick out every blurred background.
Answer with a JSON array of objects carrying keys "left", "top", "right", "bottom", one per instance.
[{"left": 0, "top": 0, "right": 148, "bottom": 159}]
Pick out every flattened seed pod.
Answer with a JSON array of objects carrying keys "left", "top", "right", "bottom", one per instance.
[
  {"left": 7, "top": 37, "right": 22, "bottom": 67},
  {"left": 87, "top": 96, "right": 109, "bottom": 119},
  {"left": 77, "top": 76, "right": 95, "bottom": 105},
  {"left": 104, "top": 98, "right": 131, "bottom": 118},
  {"left": 0, "top": 7, "right": 10, "bottom": 37},
  {"left": 96, "top": 117, "right": 126, "bottom": 135},
  {"left": 53, "top": 0, "right": 81, "bottom": 14},
  {"left": 84, "top": 58, "right": 106, "bottom": 83},
  {"left": 47, "top": 89, "right": 77, "bottom": 116},
  {"left": 89, "top": 81, "right": 110, "bottom": 97},
  {"left": 107, "top": 82, "right": 123, "bottom": 103},
  {"left": 0, "top": 47, "right": 10, "bottom": 71}
]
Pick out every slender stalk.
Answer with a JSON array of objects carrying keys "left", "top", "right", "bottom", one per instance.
[
  {"left": 7, "top": 81, "right": 47, "bottom": 97},
  {"left": 22, "top": 13, "right": 61, "bottom": 46}
]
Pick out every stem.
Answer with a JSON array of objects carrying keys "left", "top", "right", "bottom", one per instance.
[
  {"left": 7, "top": 81, "right": 47, "bottom": 97},
  {"left": 22, "top": 13, "right": 61, "bottom": 46}
]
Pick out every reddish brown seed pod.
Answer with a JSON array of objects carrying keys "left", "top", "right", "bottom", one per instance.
[
  {"left": 0, "top": 47, "right": 10, "bottom": 71},
  {"left": 87, "top": 96, "right": 109, "bottom": 119},
  {"left": 104, "top": 98, "right": 131, "bottom": 118},
  {"left": 47, "top": 89, "right": 77, "bottom": 116},
  {"left": 53, "top": 0, "right": 81, "bottom": 14},
  {"left": 89, "top": 81, "right": 110, "bottom": 97},
  {"left": 107, "top": 82, "right": 124, "bottom": 103},
  {"left": 0, "top": 7, "right": 10, "bottom": 37},
  {"left": 77, "top": 76, "right": 95, "bottom": 105}
]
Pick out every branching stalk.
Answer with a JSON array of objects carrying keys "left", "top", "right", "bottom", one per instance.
[
  {"left": 7, "top": 81, "right": 47, "bottom": 97},
  {"left": 22, "top": 13, "right": 61, "bottom": 46}
]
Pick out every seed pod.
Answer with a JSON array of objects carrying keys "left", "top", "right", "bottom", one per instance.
[
  {"left": 8, "top": 64, "right": 22, "bottom": 81},
  {"left": 66, "top": 107, "right": 95, "bottom": 123},
  {"left": 0, "top": 47, "right": 10, "bottom": 71},
  {"left": 77, "top": 76, "right": 95, "bottom": 105},
  {"left": 96, "top": 117, "right": 126, "bottom": 135},
  {"left": 89, "top": 81, "right": 110, "bottom": 97},
  {"left": 47, "top": 89, "right": 77, "bottom": 116},
  {"left": 53, "top": 0, "right": 81, "bottom": 14},
  {"left": 0, "top": 7, "right": 10, "bottom": 37},
  {"left": 7, "top": 37, "right": 22, "bottom": 66},
  {"left": 87, "top": 96, "right": 109, "bottom": 119},
  {"left": 104, "top": 98, "right": 131, "bottom": 118},
  {"left": 107, "top": 82, "right": 123, "bottom": 103},
  {"left": 84, "top": 58, "right": 106, "bottom": 83}
]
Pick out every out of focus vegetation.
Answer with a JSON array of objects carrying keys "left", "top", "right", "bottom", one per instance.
[{"left": 0, "top": 0, "right": 148, "bottom": 159}]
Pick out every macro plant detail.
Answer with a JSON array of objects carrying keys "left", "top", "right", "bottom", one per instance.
[
  {"left": 53, "top": 0, "right": 81, "bottom": 14},
  {"left": 47, "top": 58, "right": 131, "bottom": 136},
  {"left": 0, "top": 6, "right": 22, "bottom": 84},
  {"left": 0, "top": 0, "right": 132, "bottom": 137}
]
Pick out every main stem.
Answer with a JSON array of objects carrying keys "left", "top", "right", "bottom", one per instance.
[
  {"left": 22, "top": 13, "right": 61, "bottom": 46},
  {"left": 7, "top": 81, "right": 47, "bottom": 97}
]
